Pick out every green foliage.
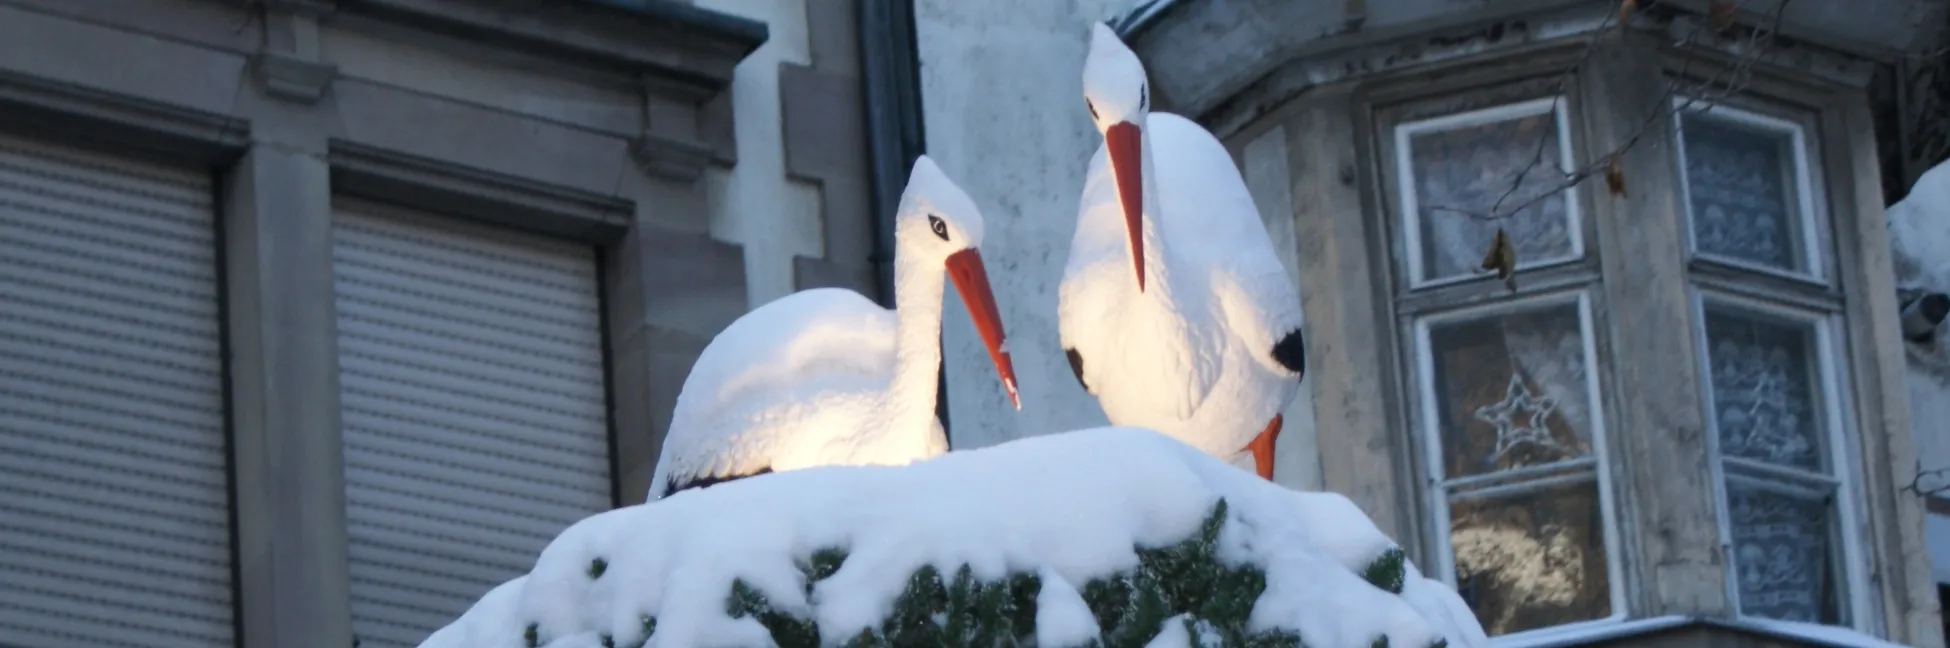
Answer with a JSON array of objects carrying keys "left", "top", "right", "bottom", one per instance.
[
  {"left": 1361, "top": 549, "right": 1405, "bottom": 595},
  {"left": 514, "top": 499, "right": 1424, "bottom": 647},
  {"left": 727, "top": 579, "right": 820, "bottom": 648}
]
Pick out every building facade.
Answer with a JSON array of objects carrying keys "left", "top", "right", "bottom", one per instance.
[
  {"left": 7, "top": 0, "right": 1950, "bottom": 647},
  {"left": 921, "top": 0, "right": 1950, "bottom": 646},
  {"left": 0, "top": 0, "right": 916, "bottom": 646}
]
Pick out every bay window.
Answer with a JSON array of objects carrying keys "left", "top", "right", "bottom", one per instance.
[{"left": 1367, "top": 52, "right": 1888, "bottom": 641}]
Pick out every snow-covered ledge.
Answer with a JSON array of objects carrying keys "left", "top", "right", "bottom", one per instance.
[{"left": 419, "top": 428, "right": 1489, "bottom": 648}]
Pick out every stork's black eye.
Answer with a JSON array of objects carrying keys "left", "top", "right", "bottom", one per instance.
[
  {"left": 1086, "top": 98, "right": 1099, "bottom": 120},
  {"left": 928, "top": 215, "right": 950, "bottom": 241},
  {"left": 1139, "top": 84, "right": 1148, "bottom": 111}
]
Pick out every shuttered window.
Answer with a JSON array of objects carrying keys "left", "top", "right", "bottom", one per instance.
[
  {"left": 331, "top": 201, "right": 612, "bottom": 648},
  {"left": 0, "top": 134, "right": 234, "bottom": 647}
]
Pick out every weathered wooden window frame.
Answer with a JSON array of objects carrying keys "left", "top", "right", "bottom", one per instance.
[
  {"left": 1393, "top": 97, "right": 1588, "bottom": 290},
  {"left": 1369, "top": 65, "right": 1632, "bottom": 640},
  {"left": 1688, "top": 289, "right": 1871, "bottom": 627},
  {"left": 1407, "top": 289, "right": 1629, "bottom": 636},
  {"left": 1667, "top": 83, "right": 1878, "bottom": 629}
]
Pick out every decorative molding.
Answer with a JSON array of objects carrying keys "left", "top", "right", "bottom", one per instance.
[
  {"left": 329, "top": 140, "right": 632, "bottom": 243},
  {"left": 255, "top": 51, "right": 337, "bottom": 104},
  {"left": 265, "top": 0, "right": 338, "bottom": 18},
  {"left": 629, "top": 133, "right": 713, "bottom": 182},
  {"left": 334, "top": 0, "right": 767, "bottom": 101},
  {"left": 0, "top": 68, "right": 247, "bottom": 166}
]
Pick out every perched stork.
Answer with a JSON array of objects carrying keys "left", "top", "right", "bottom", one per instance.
[
  {"left": 1058, "top": 23, "right": 1307, "bottom": 480},
  {"left": 649, "top": 156, "right": 1019, "bottom": 500}
]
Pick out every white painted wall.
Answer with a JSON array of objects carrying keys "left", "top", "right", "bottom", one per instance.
[
  {"left": 916, "top": 0, "right": 1147, "bottom": 449},
  {"left": 693, "top": 0, "right": 826, "bottom": 309},
  {"left": 916, "top": 0, "right": 1327, "bottom": 491}
]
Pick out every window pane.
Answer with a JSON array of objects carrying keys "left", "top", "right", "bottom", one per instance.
[
  {"left": 1679, "top": 111, "right": 1808, "bottom": 273},
  {"left": 1405, "top": 105, "right": 1578, "bottom": 283},
  {"left": 1428, "top": 301, "right": 1595, "bottom": 478},
  {"left": 1726, "top": 478, "right": 1841, "bottom": 623},
  {"left": 1703, "top": 308, "right": 1824, "bottom": 472},
  {"left": 1449, "top": 475, "right": 1612, "bottom": 635}
]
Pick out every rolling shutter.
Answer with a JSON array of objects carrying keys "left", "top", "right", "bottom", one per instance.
[
  {"left": 331, "top": 201, "right": 612, "bottom": 648},
  {"left": 0, "top": 134, "right": 234, "bottom": 647}
]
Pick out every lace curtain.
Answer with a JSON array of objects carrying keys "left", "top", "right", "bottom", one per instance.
[
  {"left": 1704, "top": 310, "right": 1838, "bottom": 623},
  {"left": 1410, "top": 111, "right": 1577, "bottom": 284},
  {"left": 1680, "top": 112, "right": 1807, "bottom": 273}
]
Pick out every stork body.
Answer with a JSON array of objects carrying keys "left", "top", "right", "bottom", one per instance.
[
  {"left": 1059, "top": 24, "right": 1306, "bottom": 479},
  {"left": 649, "top": 157, "right": 1017, "bottom": 500}
]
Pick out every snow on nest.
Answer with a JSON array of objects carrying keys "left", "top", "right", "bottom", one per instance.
[
  {"left": 419, "top": 427, "right": 1489, "bottom": 648},
  {"left": 1888, "top": 158, "right": 1950, "bottom": 290}
]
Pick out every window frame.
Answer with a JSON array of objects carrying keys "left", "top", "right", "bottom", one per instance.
[
  {"left": 1669, "top": 86, "right": 1878, "bottom": 628},
  {"left": 1392, "top": 96, "right": 1589, "bottom": 291},
  {"left": 1689, "top": 288, "right": 1872, "bottom": 628},
  {"left": 1409, "top": 288, "right": 1630, "bottom": 637},
  {"left": 1671, "top": 98, "right": 1834, "bottom": 287},
  {"left": 1372, "top": 71, "right": 1633, "bottom": 640}
]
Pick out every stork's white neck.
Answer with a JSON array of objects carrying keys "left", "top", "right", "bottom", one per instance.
[
  {"left": 878, "top": 250, "right": 949, "bottom": 450},
  {"left": 1131, "top": 125, "right": 1184, "bottom": 310}
]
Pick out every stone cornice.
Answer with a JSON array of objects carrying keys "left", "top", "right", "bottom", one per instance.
[{"left": 332, "top": 0, "right": 767, "bottom": 101}]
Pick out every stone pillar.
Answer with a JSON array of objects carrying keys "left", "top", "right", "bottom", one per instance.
[{"left": 223, "top": 134, "right": 352, "bottom": 647}]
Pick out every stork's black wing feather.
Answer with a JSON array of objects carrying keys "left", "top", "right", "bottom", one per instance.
[
  {"left": 663, "top": 467, "right": 775, "bottom": 499},
  {"left": 1271, "top": 328, "right": 1306, "bottom": 377},
  {"left": 1065, "top": 347, "right": 1090, "bottom": 392}
]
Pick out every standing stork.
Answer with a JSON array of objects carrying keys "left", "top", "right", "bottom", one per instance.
[{"left": 1058, "top": 23, "right": 1307, "bottom": 480}]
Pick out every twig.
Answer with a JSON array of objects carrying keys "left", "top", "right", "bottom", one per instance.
[
  {"left": 1903, "top": 462, "right": 1950, "bottom": 500},
  {"left": 1427, "top": 0, "right": 1793, "bottom": 223}
]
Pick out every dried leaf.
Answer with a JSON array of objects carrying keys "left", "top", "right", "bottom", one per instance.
[
  {"left": 1707, "top": 2, "right": 1738, "bottom": 31},
  {"left": 1604, "top": 155, "right": 1627, "bottom": 197},
  {"left": 1618, "top": 0, "right": 1638, "bottom": 26},
  {"left": 1479, "top": 227, "right": 1519, "bottom": 292}
]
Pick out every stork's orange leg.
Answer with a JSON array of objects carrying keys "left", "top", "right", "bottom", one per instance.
[{"left": 1242, "top": 414, "right": 1282, "bottom": 480}]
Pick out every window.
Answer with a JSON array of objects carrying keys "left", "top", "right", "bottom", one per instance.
[
  {"left": 1383, "top": 94, "right": 1625, "bottom": 638},
  {"left": 1395, "top": 97, "right": 1585, "bottom": 288},
  {"left": 1675, "top": 100, "right": 1865, "bottom": 625},
  {"left": 1675, "top": 104, "right": 1824, "bottom": 280}
]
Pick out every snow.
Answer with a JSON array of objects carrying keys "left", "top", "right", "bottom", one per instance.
[
  {"left": 1033, "top": 567, "right": 1100, "bottom": 646},
  {"left": 1144, "top": 614, "right": 1192, "bottom": 648},
  {"left": 1887, "top": 158, "right": 1950, "bottom": 290},
  {"left": 419, "top": 427, "right": 1488, "bottom": 648},
  {"left": 1733, "top": 618, "right": 1911, "bottom": 648}
]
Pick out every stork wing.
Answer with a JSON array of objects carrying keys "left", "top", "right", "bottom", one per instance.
[
  {"left": 651, "top": 288, "right": 896, "bottom": 499},
  {"left": 1152, "top": 113, "right": 1306, "bottom": 378}
]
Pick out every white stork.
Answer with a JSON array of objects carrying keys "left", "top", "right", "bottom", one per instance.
[
  {"left": 648, "top": 156, "right": 1019, "bottom": 500},
  {"left": 1058, "top": 23, "right": 1307, "bottom": 480}
]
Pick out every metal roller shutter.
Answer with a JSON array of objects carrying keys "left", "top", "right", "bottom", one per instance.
[
  {"left": 0, "top": 134, "right": 233, "bottom": 647},
  {"left": 331, "top": 201, "right": 612, "bottom": 648}
]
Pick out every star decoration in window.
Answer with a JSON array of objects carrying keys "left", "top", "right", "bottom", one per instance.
[{"left": 1473, "top": 374, "right": 1565, "bottom": 463}]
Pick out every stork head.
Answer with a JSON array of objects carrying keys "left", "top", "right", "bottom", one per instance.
[
  {"left": 896, "top": 155, "right": 1019, "bottom": 410},
  {"left": 1083, "top": 21, "right": 1151, "bottom": 292}
]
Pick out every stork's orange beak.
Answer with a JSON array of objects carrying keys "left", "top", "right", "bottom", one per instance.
[
  {"left": 945, "top": 248, "right": 1019, "bottom": 410},
  {"left": 1105, "top": 121, "right": 1145, "bottom": 293}
]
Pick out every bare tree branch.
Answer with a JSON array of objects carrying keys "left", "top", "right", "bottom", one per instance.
[
  {"left": 1903, "top": 461, "right": 1950, "bottom": 500},
  {"left": 1426, "top": 0, "right": 1796, "bottom": 227}
]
